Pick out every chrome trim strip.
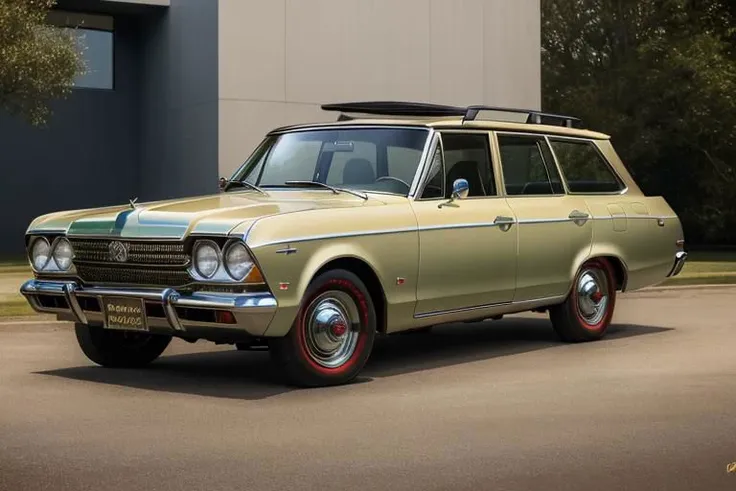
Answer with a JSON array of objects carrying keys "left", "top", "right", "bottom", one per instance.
[
  {"left": 414, "top": 294, "right": 566, "bottom": 319},
  {"left": 414, "top": 301, "right": 512, "bottom": 319},
  {"left": 409, "top": 128, "right": 437, "bottom": 198}
]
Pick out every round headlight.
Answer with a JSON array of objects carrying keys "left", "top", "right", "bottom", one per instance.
[
  {"left": 52, "top": 238, "right": 74, "bottom": 271},
  {"left": 30, "top": 237, "right": 51, "bottom": 271},
  {"left": 224, "top": 242, "right": 253, "bottom": 281},
  {"left": 194, "top": 241, "right": 220, "bottom": 278}
]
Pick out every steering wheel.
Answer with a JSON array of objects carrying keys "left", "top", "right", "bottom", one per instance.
[{"left": 375, "top": 176, "right": 411, "bottom": 192}]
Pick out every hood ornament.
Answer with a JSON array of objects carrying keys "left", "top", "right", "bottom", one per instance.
[{"left": 129, "top": 197, "right": 139, "bottom": 209}]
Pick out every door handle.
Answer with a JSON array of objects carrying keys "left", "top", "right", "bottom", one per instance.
[
  {"left": 494, "top": 216, "right": 515, "bottom": 232},
  {"left": 569, "top": 210, "right": 590, "bottom": 226}
]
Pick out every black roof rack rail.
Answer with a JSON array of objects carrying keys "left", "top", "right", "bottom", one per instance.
[{"left": 320, "top": 101, "right": 584, "bottom": 128}]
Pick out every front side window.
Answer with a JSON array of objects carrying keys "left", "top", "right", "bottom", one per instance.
[
  {"left": 232, "top": 128, "right": 429, "bottom": 196},
  {"left": 549, "top": 139, "right": 624, "bottom": 193},
  {"left": 498, "top": 134, "right": 564, "bottom": 196},
  {"left": 441, "top": 133, "right": 496, "bottom": 198}
]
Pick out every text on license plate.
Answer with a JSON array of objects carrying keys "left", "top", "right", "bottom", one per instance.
[{"left": 103, "top": 297, "right": 148, "bottom": 331}]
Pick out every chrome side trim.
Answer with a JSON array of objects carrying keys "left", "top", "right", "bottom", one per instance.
[
  {"left": 415, "top": 301, "right": 512, "bottom": 319},
  {"left": 414, "top": 294, "right": 566, "bottom": 319}
]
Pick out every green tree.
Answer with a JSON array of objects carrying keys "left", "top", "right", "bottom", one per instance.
[
  {"left": 542, "top": 0, "right": 736, "bottom": 245},
  {"left": 0, "top": 0, "right": 84, "bottom": 126}
]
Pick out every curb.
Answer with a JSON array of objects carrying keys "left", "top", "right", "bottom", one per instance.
[{"left": 639, "top": 284, "right": 736, "bottom": 292}]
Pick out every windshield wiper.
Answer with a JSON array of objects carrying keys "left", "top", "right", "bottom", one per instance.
[
  {"left": 223, "top": 179, "right": 268, "bottom": 195},
  {"left": 284, "top": 181, "right": 368, "bottom": 200}
]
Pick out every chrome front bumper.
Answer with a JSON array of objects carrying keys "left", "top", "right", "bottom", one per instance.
[
  {"left": 667, "top": 251, "right": 688, "bottom": 277},
  {"left": 20, "top": 280, "right": 278, "bottom": 338}
]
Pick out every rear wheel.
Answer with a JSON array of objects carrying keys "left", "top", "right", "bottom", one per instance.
[
  {"left": 270, "top": 269, "right": 376, "bottom": 387},
  {"left": 549, "top": 258, "right": 617, "bottom": 342},
  {"left": 75, "top": 324, "right": 171, "bottom": 368}
]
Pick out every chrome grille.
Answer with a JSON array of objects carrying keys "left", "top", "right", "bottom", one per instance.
[
  {"left": 71, "top": 239, "right": 189, "bottom": 266},
  {"left": 75, "top": 264, "right": 191, "bottom": 287},
  {"left": 70, "top": 239, "right": 191, "bottom": 286}
]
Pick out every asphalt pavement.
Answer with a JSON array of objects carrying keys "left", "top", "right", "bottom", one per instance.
[{"left": 1, "top": 286, "right": 735, "bottom": 491}]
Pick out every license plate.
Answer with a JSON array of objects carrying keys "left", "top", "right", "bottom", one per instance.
[{"left": 103, "top": 297, "right": 148, "bottom": 332}]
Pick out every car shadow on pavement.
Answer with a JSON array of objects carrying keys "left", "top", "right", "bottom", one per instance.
[
  {"left": 36, "top": 317, "right": 671, "bottom": 400},
  {"left": 362, "top": 317, "right": 672, "bottom": 379}
]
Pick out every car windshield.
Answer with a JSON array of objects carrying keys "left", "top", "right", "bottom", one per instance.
[{"left": 228, "top": 127, "right": 430, "bottom": 196}]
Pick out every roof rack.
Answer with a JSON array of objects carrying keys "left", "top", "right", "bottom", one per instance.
[{"left": 320, "top": 101, "right": 584, "bottom": 128}]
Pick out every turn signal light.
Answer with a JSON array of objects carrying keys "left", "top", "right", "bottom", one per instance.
[{"left": 245, "top": 266, "right": 265, "bottom": 284}]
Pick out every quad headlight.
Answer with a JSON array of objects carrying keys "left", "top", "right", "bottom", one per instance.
[
  {"left": 30, "top": 237, "right": 51, "bottom": 270},
  {"left": 191, "top": 239, "right": 262, "bottom": 283},
  {"left": 29, "top": 236, "right": 74, "bottom": 272},
  {"left": 193, "top": 240, "right": 221, "bottom": 278},
  {"left": 52, "top": 238, "right": 73, "bottom": 270},
  {"left": 224, "top": 242, "right": 254, "bottom": 281}
]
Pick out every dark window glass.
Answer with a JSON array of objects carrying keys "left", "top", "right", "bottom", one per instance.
[
  {"left": 441, "top": 133, "right": 495, "bottom": 198},
  {"left": 549, "top": 139, "right": 624, "bottom": 193},
  {"left": 498, "top": 135, "right": 564, "bottom": 195}
]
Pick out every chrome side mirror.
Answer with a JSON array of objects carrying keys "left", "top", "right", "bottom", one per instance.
[
  {"left": 439, "top": 178, "right": 469, "bottom": 208},
  {"left": 451, "top": 178, "right": 470, "bottom": 200}
]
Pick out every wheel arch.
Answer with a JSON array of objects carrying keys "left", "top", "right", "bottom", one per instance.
[
  {"left": 313, "top": 256, "right": 388, "bottom": 334},
  {"left": 572, "top": 254, "right": 629, "bottom": 293}
]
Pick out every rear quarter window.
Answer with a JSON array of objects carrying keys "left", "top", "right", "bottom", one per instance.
[{"left": 549, "top": 139, "right": 624, "bottom": 193}]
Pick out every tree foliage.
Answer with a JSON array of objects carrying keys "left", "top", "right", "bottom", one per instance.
[
  {"left": 0, "top": 0, "right": 84, "bottom": 126},
  {"left": 542, "top": 0, "right": 736, "bottom": 245}
]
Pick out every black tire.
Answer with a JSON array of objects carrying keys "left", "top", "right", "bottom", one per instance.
[
  {"left": 270, "top": 269, "right": 377, "bottom": 387},
  {"left": 549, "top": 258, "right": 617, "bottom": 343},
  {"left": 74, "top": 324, "right": 172, "bottom": 368}
]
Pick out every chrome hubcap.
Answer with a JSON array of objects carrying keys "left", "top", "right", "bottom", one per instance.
[
  {"left": 576, "top": 268, "right": 609, "bottom": 326},
  {"left": 304, "top": 291, "right": 360, "bottom": 368}
]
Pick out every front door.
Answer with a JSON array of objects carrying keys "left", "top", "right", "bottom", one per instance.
[
  {"left": 411, "top": 132, "right": 518, "bottom": 317},
  {"left": 495, "top": 132, "right": 593, "bottom": 301}
]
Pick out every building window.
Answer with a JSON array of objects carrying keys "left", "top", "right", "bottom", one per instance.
[{"left": 47, "top": 10, "right": 114, "bottom": 90}]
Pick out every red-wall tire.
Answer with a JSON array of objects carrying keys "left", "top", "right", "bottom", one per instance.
[
  {"left": 270, "top": 269, "right": 377, "bottom": 387},
  {"left": 549, "top": 258, "right": 617, "bottom": 342}
]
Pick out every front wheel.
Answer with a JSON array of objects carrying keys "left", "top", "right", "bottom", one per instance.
[
  {"left": 270, "top": 269, "right": 376, "bottom": 387},
  {"left": 75, "top": 324, "right": 172, "bottom": 368},
  {"left": 549, "top": 258, "right": 617, "bottom": 342}
]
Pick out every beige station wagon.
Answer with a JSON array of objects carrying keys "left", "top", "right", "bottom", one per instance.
[{"left": 21, "top": 102, "right": 687, "bottom": 387}]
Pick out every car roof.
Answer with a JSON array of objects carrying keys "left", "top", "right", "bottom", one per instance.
[
  {"left": 268, "top": 117, "right": 611, "bottom": 141},
  {"left": 268, "top": 102, "right": 611, "bottom": 140}
]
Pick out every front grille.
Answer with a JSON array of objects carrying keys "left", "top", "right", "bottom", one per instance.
[
  {"left": 75, "top": 264, "right": 191, "bottom": 287},
  {"left": 70, "top": 239, "right": 191, "bottom": 287},
  {"left": 71, "top": 239, "right": 189, "bottom": 266}
]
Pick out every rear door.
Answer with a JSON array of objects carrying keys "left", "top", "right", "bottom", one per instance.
[{"left": 494, "top": 132, "right": 594, "bottom": 302}]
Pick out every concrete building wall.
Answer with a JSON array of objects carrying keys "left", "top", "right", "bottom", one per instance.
[{"left": 217, "top": 0, "right": 541, "bottom": 177}]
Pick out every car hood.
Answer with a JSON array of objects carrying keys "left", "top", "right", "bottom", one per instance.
[{"left": 28, "top": 190, "right": 379, "bottom": 240}]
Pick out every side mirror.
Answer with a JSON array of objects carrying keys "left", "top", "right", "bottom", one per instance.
[
  {"left": 439, "top": 178, "right": 469, "bottom": 208},
  {"left": 218, "top": 177, "right": 227, "bottom": 191},
  {"left": 451, "top": 178, "right": 470, "bottom": 200}
]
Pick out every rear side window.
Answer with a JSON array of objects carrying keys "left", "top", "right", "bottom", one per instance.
[
  {"left": 549, "top": 139, "right": 624, "bottom": 193},
  {"left": 498, "top": 134, "right": 564, "bottom": 196}
]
